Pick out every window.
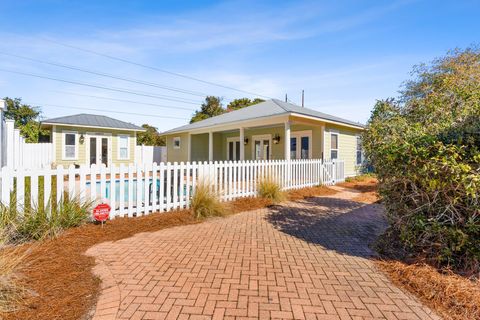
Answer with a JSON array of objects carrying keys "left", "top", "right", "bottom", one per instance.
[
  {"left": 173, "top": 137, "right": 181, "bottom": 149},
  {"left": 356, "top": 135, "right": 363, "bottom": 165},
  {"left": 118, "top": 135, "right": 129, "bottom": 160},
  {"left": 63, "top": 132, "right": 77, "bottom": 160},
  {"left": 330, "top": 132, "right": 338, "bottom": 159}
]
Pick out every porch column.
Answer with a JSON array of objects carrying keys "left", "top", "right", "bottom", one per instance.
[
  {"left": 284, "top": 121, "right": 291, "bottom": 160},
  {"left": 320, "top": 124, "right": 325, "bottom": 160},
  {"left": 187, "top": 133, "right": 191, "bottom": 162},
  {"left": 208, "top": 131, "right": 213, "bottom": 161},
  {"left": 239, "top": 127, "right": 245, "bottom": 160}
]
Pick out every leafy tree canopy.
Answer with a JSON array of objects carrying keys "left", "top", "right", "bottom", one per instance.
[
  {"left": 190, "top": 96, "right": 265, "bottom": 123},
  {"left": 226, "top": 98, "right": 265, "bottom": 112},
  {"left": 190, "top": 96, "right": 225, "bottom": 123},
  {"left": 3, "top": 97, "right": 49, "bottom": 143},
  {"left": 137, "top": 124, "right": 165, "bottom": 146}
]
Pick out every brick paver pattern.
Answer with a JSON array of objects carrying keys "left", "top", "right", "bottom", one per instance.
[{"left": 87, "top": 187, "right": 440, "bottom": 320}]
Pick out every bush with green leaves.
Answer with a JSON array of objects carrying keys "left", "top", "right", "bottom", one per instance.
[{"left": 363, "top": 48, "right": 480, "bottom": 273}]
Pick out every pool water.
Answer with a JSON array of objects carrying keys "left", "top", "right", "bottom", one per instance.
[{"left": 86, "top": 179, "right": 189, "bottom": 202}]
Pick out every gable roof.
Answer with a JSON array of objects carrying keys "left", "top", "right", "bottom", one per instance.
[
  {"left": 41, "top": 113, "right": 145, "bottom": 131},
  {"left": 163, "top": 99, "right": 363, "bottom": 134}
]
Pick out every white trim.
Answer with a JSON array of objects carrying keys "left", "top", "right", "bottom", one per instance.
[
  {"left": 117, "top": 134, "right": 130, "bottom": 160},
  {"left": 61, "top": 130, "right": 78, "bottom": 161},
  {"left": 226, "top": 137, "right": 240, "bottom": 160},
  {"left": 173, "top": 136, "right": 181, "bottom": 149},
  {"left": 289, "top": 113, "right": 364, "bottom": 130},
  {"left": 251, "top": 134, "right": 272, "bottom": 160},
  {"left": 52, "top": 125, "right": 57, "bottom": 162},
  {"left": 290, "top": 130, "right": 313, "bottom": 159},
  {"left": 86, "top": 132, "right": 112, "bottom": 166},
  {"left": 330, "top": 131, "right": 339, "bottom": 160},
  {"left": 164, "top": 114, "right": 289, "bottom": 135},
  {"left": 42, "top": 122, "right": 145, "bottom": 132},
  {"left": 163, "top": 112, "right": 363, "bottom": 136}
]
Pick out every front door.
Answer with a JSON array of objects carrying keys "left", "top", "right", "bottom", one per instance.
[
  {"left": 290, "top": 131, "right": 312, "bottom": 159},
  {"left": 252, "top": 135, "right": 271, "bottom": 160},
  {"left": 227, "top": 138, "right": 241, "bottom": 161},
  {"left": 88, "top": 135, "right": 110, "bottom": 166}
]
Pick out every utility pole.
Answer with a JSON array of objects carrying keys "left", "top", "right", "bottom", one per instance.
[
  {"left": 301, "top": 90, "right": 304, "bottom": 107},
  {"left": 285, "top": 93, "right": 288, "bottom": 102}
]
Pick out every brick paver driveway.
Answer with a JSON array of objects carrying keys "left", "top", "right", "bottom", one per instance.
[{"left": 87, "top": 187, "right": 439, "bottom": 320}]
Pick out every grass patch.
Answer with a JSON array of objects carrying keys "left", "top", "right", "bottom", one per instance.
[
  {"left": 257, "top": 178, "right": 285, "bottom": 203},
  {"left": 0, "top": 197, "right": 92, "bottom": 244},
  {"left": 190, "top": 183, "right": 227, "bottom": 219}
]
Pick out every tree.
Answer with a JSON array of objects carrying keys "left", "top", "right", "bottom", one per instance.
[
  {"left": 3, "top": 97, "right": 49, "bottom": 143},
  {"left": 226, "top": 98, "right": 265, "bottom": 112},
  {"left": 363, "top": 48, "right": 480, "bottom": 273},
  {"left": 137, "top": 124, "right": 165, "bottom": 146},
  {"left": 190, "top": 96, "right": 225, "bottom": 123}
]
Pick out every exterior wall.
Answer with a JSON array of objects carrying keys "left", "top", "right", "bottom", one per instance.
[
  {"left": 52, "top": 125, "right": 136, "bottom": 166},
  {"left": 323, "top": 124, "right": 362, "bottom": 177},
  {"left": 164, "top": 118, "right": 363, "bottom": 178},
  {"left": 165, "top": 132, "right": 189, "bottom": 163}
]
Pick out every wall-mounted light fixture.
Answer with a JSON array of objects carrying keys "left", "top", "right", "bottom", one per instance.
[
  {"left": 79, "top": 134, "right": 85, "bottom": 144},
  {"left": 244, "top": 138, "right": 249, "bottom": 145},
  {"left": 273, "top": 134, "right": 281, "bottom": 144}
]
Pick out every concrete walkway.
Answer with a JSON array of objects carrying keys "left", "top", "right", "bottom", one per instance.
[{"left": 87, "top": 187, "right": 439, "bottom": 320}]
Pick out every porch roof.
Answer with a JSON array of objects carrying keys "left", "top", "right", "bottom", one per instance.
[{"left": 162, "top": 99, "right": 364, "bottom": 135}]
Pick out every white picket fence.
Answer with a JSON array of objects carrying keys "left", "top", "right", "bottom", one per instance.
[
  {"left": 1, "top": 119, "right": 53, "bottom": 170},
  {"left": 0, "top": 159, "right": 344, "bottom": 219}
]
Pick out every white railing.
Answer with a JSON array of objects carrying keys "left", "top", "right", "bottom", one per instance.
[{"left": 0, "top": 159, "right": 345, "bottom": 219}]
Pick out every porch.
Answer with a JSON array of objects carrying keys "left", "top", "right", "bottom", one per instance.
[{"left": 187, "top": 116, "right": 327, "bottom": 162}]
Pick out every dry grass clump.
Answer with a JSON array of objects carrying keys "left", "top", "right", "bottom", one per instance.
[
  {"left": 257, "top": 178, "right": 285, "bottom": 203},
  {"left": 0, "top": 197, "right": 92, "bottom": 244},
  {"left": 376, "top": 260, "right": 480, "bottom": 320},
  {"left": 190, "top": 183, "right": 227, "bottom": 219},
  {"left": 0, "top": 237, "right": 26, "bottom": 314}
]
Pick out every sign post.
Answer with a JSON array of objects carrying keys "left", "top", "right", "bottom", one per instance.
[{"left": 93, "top": 203, "right": 111, "bottom": 227}]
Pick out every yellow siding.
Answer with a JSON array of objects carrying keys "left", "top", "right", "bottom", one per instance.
[
  {"left": 324, "top": 124, "right": 362, "bottom": 177},
  {"left": 165, "top": 132, "right": 189, "bottom": 163},
  {"left": 53, "top": 125, "right": 136, "bottom": 166}
]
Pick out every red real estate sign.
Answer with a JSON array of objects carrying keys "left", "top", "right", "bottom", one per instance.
[{"left": 93, "top": 203, "right": 111, "bottom": 222}]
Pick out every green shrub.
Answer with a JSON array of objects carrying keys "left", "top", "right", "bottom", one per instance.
[
  {"left": 0, "top": 197, "right": 92, "bottom": 243},
  {"left": 257, "top": 178, "right": 285, "bottom": 203},
  {"left": 190, "top": 183, "right": 226, "bottom": 219},
  {"left": 363, "top": 48, "right": 480, "bottom": 273}
]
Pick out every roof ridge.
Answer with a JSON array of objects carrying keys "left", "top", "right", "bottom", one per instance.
[{"left": 271, "top": 98, "right": 290, "bottom": 112}]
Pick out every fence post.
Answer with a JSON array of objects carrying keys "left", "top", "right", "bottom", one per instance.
[
  {"left": 5, "top": 120, "right": 15, "bottom": 170},
  {"left": 332, "top": 159, "right": 336, "bottom": 184},
  {"left": 0, "top": 100, "right": 5, "bottom": 168}
]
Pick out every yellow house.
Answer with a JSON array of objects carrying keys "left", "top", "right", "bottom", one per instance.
[
  {"left": 162, "top": 99, "right": 364, "bottom": 177},
  {"left": 41, "top": 114, "right": 146, "bottom": 167}
]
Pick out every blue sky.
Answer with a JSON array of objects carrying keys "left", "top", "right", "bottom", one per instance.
[{"left": 0, "top": 0, "right": 478, "bottom": 131}]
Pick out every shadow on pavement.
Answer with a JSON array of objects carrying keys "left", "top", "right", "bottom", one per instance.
[{"left": 266, "top": 196, "right": 388, "bottom": 258}]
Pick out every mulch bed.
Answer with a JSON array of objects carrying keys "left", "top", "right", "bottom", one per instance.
[
  {"left": 2, "top": 186, "right": 338, "bottom": 320},
  {"left": 376, "top": 261, "right": 480, "bottom": 320}
]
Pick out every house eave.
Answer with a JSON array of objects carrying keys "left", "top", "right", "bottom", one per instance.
[{"left": 41, "top": 122, "right": 146, "bottom": 132}]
